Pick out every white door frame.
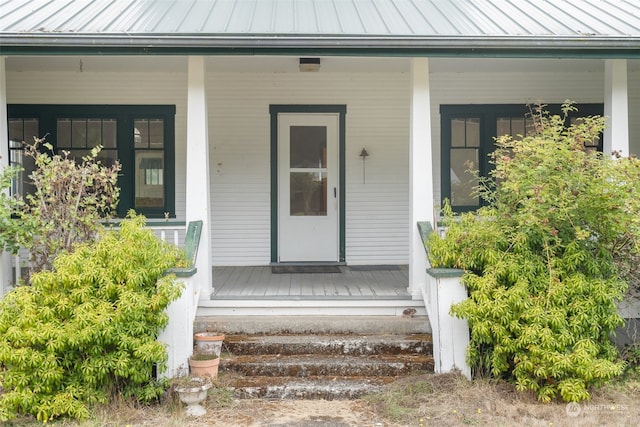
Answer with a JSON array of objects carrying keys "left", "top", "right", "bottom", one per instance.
[{"left": 269, "top": 105, "right": 346, "bottom": 264}]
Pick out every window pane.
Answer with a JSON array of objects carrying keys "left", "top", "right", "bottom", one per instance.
[
  {"left": 496, "top": 117, "right": 511, "bottom": 138},
  {"left": 9, "top": 118, "right": 39, "bottom": 144},
  {"left": 57, "top": 119, "right": 72, "bottom": 148},
  {"left": 87, "top": 119, "right": 102, "bottom": 147},
  {"left": 97, "top": 149, "right": 118, "bottom": 167},
  {"left": 9, "top": 119, "right": 24, "bottom": 142},
  {"left": 450, "top": 148, "right": 479, "bottom": 207},
  {"left": 24, "top": 119, "right": 38, "bottom": 142},
  {"left": 511, "top": 118, "right": 525, "bottom": 139},
  {"left": 290, "top": 172, "right": 327, "bottom": 216},
  {"left": 72, "top": 119, "right": 86, "bottom": 148},
  {"left": 134, "top": 119, "right": 148, "bottom": 148},
  {"left": 102, "top": 119, "right": 117, "bottom": 148},
  {"left": 466, "top": 118, "right": 480, "bottom": 147},
  {"left": 451, "top": 118, "right": 466, "bottom": 147},
  {"left": 135, "top": 151, "right": 165, "bottom": 209},
  {"left": 452, "top": 118, "right": 480, "bottom": 148},
  {"left": 8, "top": 118, "right": 39, "bottom": 197},
  {"left": 149, "top": 119, "right": 164, "bottom": 148},
  {"left": 290, "top": 126, "right": 327, "bottom": 168}
]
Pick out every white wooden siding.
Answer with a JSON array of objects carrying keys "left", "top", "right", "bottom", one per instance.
[{"left": 207, "top": 72, "right": 410, "bottom": 265}]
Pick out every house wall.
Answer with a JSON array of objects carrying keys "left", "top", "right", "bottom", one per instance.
[
  {"left": 206, "top": 72, "right": 410, "bottom": 265},
  {"left": 6, "top": 60, "right": 638, "bottom": 267}
]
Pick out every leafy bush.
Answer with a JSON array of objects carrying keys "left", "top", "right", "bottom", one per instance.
[
  {"left": 1, "top": 138, "right": 121, "bottom": 275},
  {"left": 0, "top": 161, "right": 26, "bottom": 255},
  {"left": 0, "top": 213, "right": 186, "bottom": 422},
  {"left": 428, "top": 103, "right": 640, "bottom": 402},
  {"left": 621, "top": 343, "right": 640, "bottom": 379}
]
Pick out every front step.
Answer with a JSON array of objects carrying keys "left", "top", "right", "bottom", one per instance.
[
  {"left": 210, "top": 322, "right": 434, "bottom": 400},
  {"left": 224, "top": 333, "right": 433, "bottom": 356},
  {"left": 197, "top": 298, "right": 427, "bottom": 317},
  {"left": 196, "top": 315, "right": 431, "bottom": 335},
  {"left": 231, "top": 376, "right": 395, "bottom": 399}
]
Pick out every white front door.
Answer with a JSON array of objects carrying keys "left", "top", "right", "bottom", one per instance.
[{"left": 278, "top": 113, "right": 339, "bottom": 262}]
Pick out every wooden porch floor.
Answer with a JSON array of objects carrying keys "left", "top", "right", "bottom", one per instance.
[{"left": 212, "top": 265, "right": 410, "bottom": 300}]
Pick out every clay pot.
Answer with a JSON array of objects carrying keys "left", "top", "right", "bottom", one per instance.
[
  {"left": 188, "top": 354, "right": 220, "bottom": 378},
  {"left": 194, "top": 332, "right": 225, "bottom": 357}
]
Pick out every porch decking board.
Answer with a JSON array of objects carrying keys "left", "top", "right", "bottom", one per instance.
[{"left": 212, "top": 265, "right": 410, "bottom": 300}]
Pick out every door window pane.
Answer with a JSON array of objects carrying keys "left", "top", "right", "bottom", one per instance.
[
  {"left": 290, "top": 172, "right": 327, "bottom": 216},
  {"left": 290, "top": 126, "right": 327, "bottom": 168}
]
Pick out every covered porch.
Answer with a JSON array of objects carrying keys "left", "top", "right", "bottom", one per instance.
[{"left": 200, "top": 265, "right": 425, "bottom": 316}]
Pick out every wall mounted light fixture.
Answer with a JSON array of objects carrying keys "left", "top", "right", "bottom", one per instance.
[
  {"left": 299, "top": 57, "right": 321, "bottom": 72},
  {"left": 359, "top": 148, "right": 369, "bottom": 184}
]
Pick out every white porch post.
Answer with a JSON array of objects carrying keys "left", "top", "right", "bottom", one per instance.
[
  {"left": 603, "top": 59, "right": 629, "bottom": 157},
  {"left": 409, "top": 58, "right": 435, "bottom": 298},
  {"left": 0, "top": 56, "right": 11, "bottom": 296},
  {"left": 186, "top": 56, "right": 213, "bottom": 301}
]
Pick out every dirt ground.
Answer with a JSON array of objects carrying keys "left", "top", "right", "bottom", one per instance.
[
  {"left": 89, "top": 373, "right": 639, "bottom": 427},
  {"left": 8, "top": 372, "right": 640, "bottom": 426}
]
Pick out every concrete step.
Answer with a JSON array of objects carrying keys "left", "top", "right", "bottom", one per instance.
[
  {"left": 230, "top": 376, "right": 395, "bottom": 400},
  {"left": 221, "top": 354, "right": 433, "bottom": 377},
  {"left": 217, "top": 329, "right": 434, "bottom": 400},
  {"left": 195, "top": 315, "right": 431, "bottom": 335},
  {"left": 224, "top": 333, "right": 433, "bottom": 356}
]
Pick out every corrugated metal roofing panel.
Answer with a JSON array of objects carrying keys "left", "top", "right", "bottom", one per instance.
[
  {"left": 1, "top": 0, "right": 639, "bottom": 55},
  {"left": 2, "top": 0, "right": 640, "bottom": 36}
]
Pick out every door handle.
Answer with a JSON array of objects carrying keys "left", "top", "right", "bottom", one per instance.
[{"left": 334, "top": 187, "right": 337, "bottom": 198}]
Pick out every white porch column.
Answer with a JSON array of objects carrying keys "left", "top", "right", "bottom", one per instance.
[
  {"left": 603, "top": 59, "right": 629, "bottom": 157},
  {"left": 0, "top": 56, "right": 11, "bottom": 296},
  {"left": 185, "top": 56, "right": 213, "bottom": 301},
  {"left": 409, "top": 58, "right": 435, "bottom": 298}
]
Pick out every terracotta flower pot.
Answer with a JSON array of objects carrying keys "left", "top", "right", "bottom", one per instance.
[
  {"left": 194, "top": 332, "right": 225, "bottom": 357},
  {"left": 189, "top": 355, "right": 220, "bottom": 378}
]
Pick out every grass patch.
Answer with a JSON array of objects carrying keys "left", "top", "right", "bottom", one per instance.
[{"left": 363, "top": 371, "right": 640, "bottom": 427}]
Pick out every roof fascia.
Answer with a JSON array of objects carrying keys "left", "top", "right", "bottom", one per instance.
[{"left": 1, "top": 34, "right": 639, "bottom": 58}]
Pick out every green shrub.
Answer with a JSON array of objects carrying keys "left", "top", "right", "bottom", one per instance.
[
  {"left": 0, "top": 213, "right": 186, "bottom": 422},
  {"left": 0, "top": 161, "right": 26, "bottom": 255},
  {"left": 1, "top": 138, "right": 121, "bottom": 275},
  {"left": 24, "top": 139, "right": 121, "bottom": 273},
  {"left": 429, "top": 103, "right": 640, "bottom": 402}
]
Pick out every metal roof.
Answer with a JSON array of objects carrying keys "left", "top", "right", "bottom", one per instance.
[{"left": 1, "top": 0, "right": 640, "bottom": 56}]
